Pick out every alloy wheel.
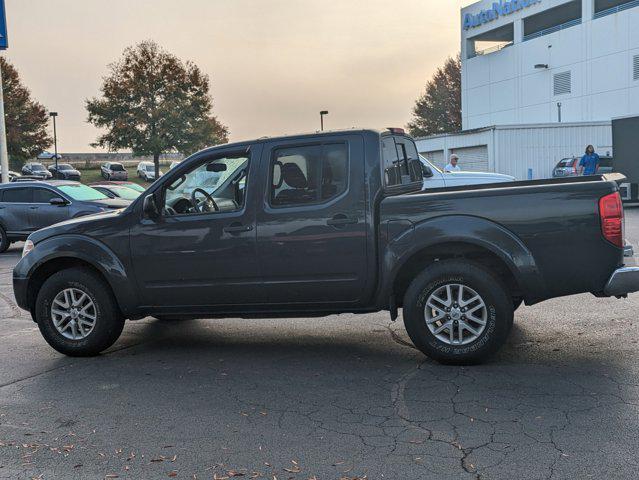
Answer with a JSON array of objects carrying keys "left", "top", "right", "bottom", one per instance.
[
  {"left": 424, "top": 283, "right": 487, "bottom": 345},
  {"left": 51, "top": 288, "right": 97, "bottom": 340}
]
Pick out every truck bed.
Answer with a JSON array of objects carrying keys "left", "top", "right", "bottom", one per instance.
[{"left": 381, "top": 173, "right": 625, "bottom": 304}]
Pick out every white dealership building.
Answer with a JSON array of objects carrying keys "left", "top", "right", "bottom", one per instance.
[{"left": 416, "top": 0, "right": 639, "bottom": 179}]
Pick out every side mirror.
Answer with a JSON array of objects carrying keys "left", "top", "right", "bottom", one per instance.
[
  {"left": 206, "top": 163, "right": 227, "bottom": 172},
  {"left": 142, "top": 194, "right": 160, "bottom": 220},
  {"left": 49, "top": 197, "right": 68, "bottom": 206},
  {"left": 422, "top": 165, "right": 434, "bottom": 178}
]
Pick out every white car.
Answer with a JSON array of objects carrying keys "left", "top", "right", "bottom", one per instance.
[
  {"left": 169, "top": 160, "right": 181, "bottom": 170},
  {"left": 420, "top": 155, "right": 514, "bottom": 190},
  {"left": 137, "top": 161, "right": 162, "bottom": 182}
]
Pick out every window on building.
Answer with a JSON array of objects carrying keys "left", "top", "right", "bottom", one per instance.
[
  {"left": 523, "top": 1, "right": 581, "bottom": 41},
  {"left": 634, "top": 55, "right": 639, "bottom": 82},
  {"left": 553, "top": 71, "right": 572, "bottom": 96},
  {"left": 467, "top": 23, "right": 514, "bottom": 59},
  {"left": 595, "top": 0, "right": 639, "bottom": 18}
]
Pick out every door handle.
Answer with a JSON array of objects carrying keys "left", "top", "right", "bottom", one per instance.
[
  {"left": 29, "top": 206, "right": 39, "bottom": 210},
  {"left": 223, "top": 223, "right": 253, "bottom": 234},
  {"left": 327, "top": 214, "right": 357, "bottom": 227}
]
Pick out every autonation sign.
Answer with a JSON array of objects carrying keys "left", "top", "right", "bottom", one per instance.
[{"left": 464, "top": 0, "right": 541, "bottom": 30}]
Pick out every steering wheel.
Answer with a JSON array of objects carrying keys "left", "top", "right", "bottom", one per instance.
[{"left": 191, "top": 188, "right": 219, "bottom": 213}]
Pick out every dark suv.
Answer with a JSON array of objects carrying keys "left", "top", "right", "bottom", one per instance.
[{"left": 0, "top": 181, "right": 129, "bottom": 252}]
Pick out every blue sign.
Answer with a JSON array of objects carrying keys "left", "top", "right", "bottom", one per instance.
[
  {"left": 464, "top": 0, "right": 541, "bottom": 30},
  {"left": 0, "top": 0, "right": 7, "bottom": 50}
]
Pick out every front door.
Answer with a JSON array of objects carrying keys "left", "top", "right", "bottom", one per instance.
[
  {"left": 256, "top": 134, "right": 368, "bottom": 306},
  {"left": 29, "top": 187, "right": 70, "bottom": 230},
  {"left": 129, "top": 147, "right": 264, "bottom": 309}
]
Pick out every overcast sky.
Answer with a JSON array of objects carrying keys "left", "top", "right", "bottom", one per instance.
[{"left": 5, "top": 0, "right": 472, "bottom": 152}]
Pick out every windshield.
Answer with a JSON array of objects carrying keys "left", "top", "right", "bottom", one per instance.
[
  {"left": 125, "top": 183, "right": 145, "bottom": 193},
  {"left": 109, "top": 186, "right": 140, "bottom": 200},
  {"left": 110, "top": 164, "right": 125, "bottom": 171},
  {"left": 145, "top": 165, "right": 155, "bottom": 171},
  {"left": 557, "top": 158, "right": 575, "bottom": 167},
  {"left": 58, "top": 164, "right": 74, "bottom": 171},
  {"left": 31, "top": 164, "right": 46, "bottom": 171},
  {"left": 58, "top": 184, "right": 108, "bottom": 201},
  {"left": 419, "top": 154, "right": 442, "bottom": 174}
]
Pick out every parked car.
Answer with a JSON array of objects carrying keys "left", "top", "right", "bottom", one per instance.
[
  {"left": 36, "top": 151, "right": 62, "bottom": 161},
  {"left": 420, "top": 156, "right": 514, "bottom": 189},
  {"left": 48, "top": 163, "right": 81, "bottom": 181},
  {"left": 90, "top": 183, "right": 141, "bottom": 201},
  {"left": 552, "top": 156, "right": 614, "bottom": 177},
  {"left": 0, "top": 181, "right": 129, "bottom": 252},
  {"left": 137, "top": 161, "right": 162, "bottom": 181},
  {"left": 21, "top": 162, "right": 53, "bottom": 179},
  {"left": 13, "top": 128, "right": 639, "bottom": 363},
  {"left": 101, "top": 162, "right": 128, "bottom": 180},
  {"left": 0, "top": 169, "right": 21, "bottom": 181}
]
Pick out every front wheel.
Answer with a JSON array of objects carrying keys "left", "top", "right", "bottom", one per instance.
[
  {"left": 35, "top": 268, "right": 125, "bottom": 356},
  {"left": 0, "top": 226, "right": 9, "bottom": 253},
  {"left": 403, "top": 260, "right": 513, "bottom": 365}
]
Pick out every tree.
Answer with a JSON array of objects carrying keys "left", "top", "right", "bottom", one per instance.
[
  {"left": 86, "top": 41, "right": 229, "bottom": 177},
  {"left": 407, "top": 55, "right": 461, "bottom": 138},
  {"left": 0, "top": 57, "right": 52, "bottom": 167}
]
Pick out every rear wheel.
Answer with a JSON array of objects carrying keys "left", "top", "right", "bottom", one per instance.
[
  {"left": 35, "top": 268, "right": 125, "bottom": 356},
  {"left": 0, "top": 226, "right": 9, "bottom": 253},
  {"left": 403, "top": 260, "right": 513, "bottom": 365}
]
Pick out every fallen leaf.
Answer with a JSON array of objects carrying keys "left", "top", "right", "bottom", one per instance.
[{"left": 168, "top": 471, "right": 178, "bottom": 477}]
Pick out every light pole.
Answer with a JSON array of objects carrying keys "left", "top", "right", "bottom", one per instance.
[
  {"left": 49, "top": 112, "right": 58, "bottom": 171},
  {"left": 320, "top": 110, "right": 328, "bottom": 131}
]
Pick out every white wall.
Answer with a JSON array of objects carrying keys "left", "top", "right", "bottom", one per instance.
[
  {"left": 462, "top": 0, "right": 639, "bottom": 129},
  {"left": 415, "top": 122, "right": 612, "bottom": 179}
]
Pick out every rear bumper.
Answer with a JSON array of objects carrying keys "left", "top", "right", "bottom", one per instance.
[{"left": 603, "top": 245, "right": 639, "bottom": 297}]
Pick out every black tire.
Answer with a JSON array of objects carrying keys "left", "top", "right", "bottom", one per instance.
[
  {"left": 513, "top": 297, "right": 524, "bottom": 311},
  {"left": 35, "top": 267, "right": 125, "bottom": 357},
  {"left": 403, "top": 260, "right": 513, "bottom": 365},
  {"left": 0, "top": 226, "right": 9, "bottom": 253}
]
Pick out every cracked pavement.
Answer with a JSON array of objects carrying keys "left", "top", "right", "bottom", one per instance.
[{"left": 0, "top": 211, "right": 639, "bottom": 479}]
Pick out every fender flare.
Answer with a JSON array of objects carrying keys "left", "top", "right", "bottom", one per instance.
[
  {"left": 18, "top": 234, "right": 139, "bottom": 317},
  {"left": 380, "top": 215, "right": 546, "bottom": 305}
]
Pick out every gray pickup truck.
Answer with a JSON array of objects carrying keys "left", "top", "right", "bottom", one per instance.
[{"left": 13, "top": 128, "right": 639, "bottom": 364}]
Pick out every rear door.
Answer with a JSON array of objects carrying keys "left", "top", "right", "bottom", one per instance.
[
  {"left": 0, "top": 187, "right": 33, "bottom": 234},
  {"left": 256, "top": 134, "right": 368, "bottom": 305}
]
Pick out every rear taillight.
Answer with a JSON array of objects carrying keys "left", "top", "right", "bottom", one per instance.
[{"left": 599, "top": 192, "right": 624, "bottom": 248}]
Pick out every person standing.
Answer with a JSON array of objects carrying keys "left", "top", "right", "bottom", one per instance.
[
  {"left": 578, "top": 145, "right": 600, "bottom": 176},
  {"left": 444, "top": 154, "right": 461, "bottom": 172}
]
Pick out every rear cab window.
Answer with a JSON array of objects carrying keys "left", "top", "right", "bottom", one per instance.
[{"left": 381, "top": 134, "right": 423, "bottom": 191}]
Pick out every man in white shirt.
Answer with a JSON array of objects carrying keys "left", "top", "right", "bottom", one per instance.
[{"left": 444, "top": 154, "right": 461, "bottom": 172}]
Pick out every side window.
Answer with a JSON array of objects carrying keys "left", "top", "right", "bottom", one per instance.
[
  {"left": 33, "top": 188, "right": 58, "bottom": 203},
  {"left": 270, "top": 143, "right": 348, "bottom": 207},
  {"left": 2, "top": 188, "right": 32, "bottom": 203},
  {"left": 163, "top": 154, "right": 250, "bottom": 216},
  {"left": 382, "top": 136, "right": 422, "bottom": 187}
]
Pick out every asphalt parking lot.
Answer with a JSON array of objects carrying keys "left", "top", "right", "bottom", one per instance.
[{"left": 1, "top": 212, "right": 639, "bottom": 480}]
